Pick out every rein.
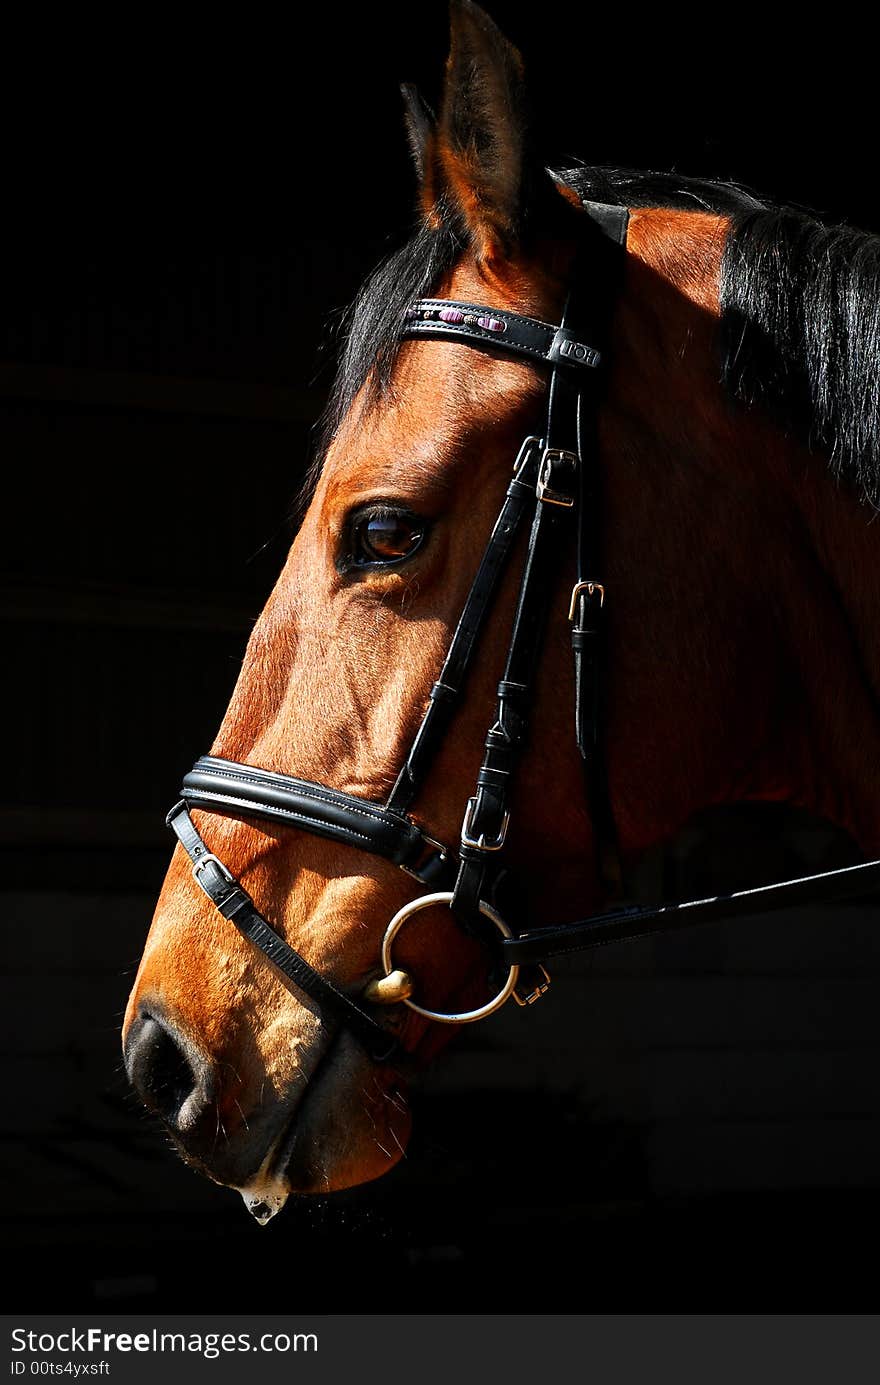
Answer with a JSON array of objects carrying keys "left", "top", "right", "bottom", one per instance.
[{"left": 167, "top": 200, "right": 880, "bottom": 1061}]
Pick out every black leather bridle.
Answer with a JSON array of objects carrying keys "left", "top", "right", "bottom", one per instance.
[{"left": 166, "top": 200, "right": 880, "bottom": 1062}]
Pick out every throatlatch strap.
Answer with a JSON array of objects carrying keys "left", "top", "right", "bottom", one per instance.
[
  {"left": 166, "top": 802, "right": 398, "bottom": 1059},
  {"left": 569, "top": 205, "right": 629, "bottom": 894}
]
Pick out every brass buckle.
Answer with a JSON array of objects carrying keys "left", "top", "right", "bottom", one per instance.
[
  {"left": 513, "top": 965, "right": 552, "bottom": 1007},
  {"left": 536, "top": 448, "right": 578, "bottom": 507},
  {"left": 568, "top": 580, "right": 605, "bottom": 620}
]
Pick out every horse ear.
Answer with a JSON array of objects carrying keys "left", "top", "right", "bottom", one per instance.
[
  {"left": 401, "top": 83, "right": 435, "bottom": 183},
  {"left": 432, "top": 0, "right": 537, "bottom": 263}
]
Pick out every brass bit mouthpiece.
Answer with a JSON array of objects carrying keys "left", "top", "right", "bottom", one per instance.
[{"left": 362, "top": 969, "right": 414, "bottom": 1005}]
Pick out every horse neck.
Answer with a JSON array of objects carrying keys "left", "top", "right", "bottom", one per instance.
[{"left": 596, "top": 207, "right": 880, "bottom": 863}]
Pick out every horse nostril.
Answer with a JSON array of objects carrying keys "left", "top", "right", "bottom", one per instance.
[{"left": 125, "top": 1012, "right": 208, "bottom": 1129}]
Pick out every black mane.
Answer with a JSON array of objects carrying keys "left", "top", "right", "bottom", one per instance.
[
  {"left": 320, "top": 166, "right": 880, "bottom": 505},
  {"left": 720, "top": 209, "right": 880, "bottom": 505}
]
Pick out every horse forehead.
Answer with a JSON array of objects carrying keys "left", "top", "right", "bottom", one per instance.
[{"left": 321, "top": 346, "right": 544, "bottom": 500}]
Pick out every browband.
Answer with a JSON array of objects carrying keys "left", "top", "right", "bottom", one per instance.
[
  {"left": 401, "top": 199, "right": 629, "bottom": 374},
  {"left": 403, "top": 299, "right": 602, "bottom": 371}
]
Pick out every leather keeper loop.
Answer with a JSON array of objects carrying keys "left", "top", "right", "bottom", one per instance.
[
  {"left": 430, "top": 681, "right": 457, "bottom": 702},
  {"left": 571, "top": 629, "right": 600, "bottom": 651}
]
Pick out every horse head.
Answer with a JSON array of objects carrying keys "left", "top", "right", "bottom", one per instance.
[{"left": 123, "top": 0, "right": 880, "bottom": 1218}]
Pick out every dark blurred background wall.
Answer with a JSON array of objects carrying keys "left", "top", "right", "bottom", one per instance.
[{"left": 3, "top": 1, "right": 878, "bottom": 1311}]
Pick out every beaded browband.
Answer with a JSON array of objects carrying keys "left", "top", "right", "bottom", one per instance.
[{"left": 404, "top": 298, "right": 603, "bottom": 370}]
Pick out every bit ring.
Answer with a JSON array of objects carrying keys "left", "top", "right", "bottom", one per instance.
[{"left": 380, "top": 891, "right": 519, "bottom": 1024}]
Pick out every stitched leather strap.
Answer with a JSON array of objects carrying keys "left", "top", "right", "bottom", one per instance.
[
  {"left": 503, "top": 856, "right": 880, "bottom": 965},
  {"left": 183, "top": 756, "right": 429, "bottom": 869},
  {"left": 403, "top": 300, "right": 602, "bottom": 372},
  {"left": 167, "top": 802, "right": 398, "bottom": 1058}
]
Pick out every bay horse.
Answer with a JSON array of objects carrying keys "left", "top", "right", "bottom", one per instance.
[{"left": 123, "top": 0, "right": 880, "bottom": 1222}]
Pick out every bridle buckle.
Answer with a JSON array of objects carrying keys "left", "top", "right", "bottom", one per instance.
[
  {"left": 400, "top": 832, "right": 453, "bottom": 885},
  {"left": 191, "top": 852, "right": 234, "bottom": 891},
  {"left": 568, "top": 580, "right": 606, "bottom": 620},
  {"left": 536, "top": 448, "right": 578, "bottom": 507},
  {"left": 461, "top": 796, "right": 510, "bottom": 852},
  {"left": 513, "top": 965, "right": 552, "bottom": 1007}
]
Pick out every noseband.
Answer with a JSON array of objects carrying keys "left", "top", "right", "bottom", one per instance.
[{"left": 167, "top": 200, "right": 880, "bottom": 1062}]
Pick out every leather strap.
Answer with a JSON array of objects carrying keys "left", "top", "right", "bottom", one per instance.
[
  {"left": 182, "top": 756, "right": 446, "bottom": 878},
  {"left": 568, "top": 206, "right": 629, "bottom": 894},
  {"left": 403, "top": 300, "right": 602, "bottom": 372},
  {"left": 503, "top": 855, "right": 880, "bottom": 965},
  {"left": 167, "top": 802, "right": 398, "bottom": 1059},
  {"left": 386, "top": 435, "right": 543, "bottom": 816},
  {"left": 452, "top": 450, "right": 577, "bottom": 929},
  {"left": 446, "top": 206, "right": 628, "bottom": 947}
]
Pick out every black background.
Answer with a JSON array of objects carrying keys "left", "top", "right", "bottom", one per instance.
[{"left": 3, "top": 1, "right": 879, "bottom": 1313}]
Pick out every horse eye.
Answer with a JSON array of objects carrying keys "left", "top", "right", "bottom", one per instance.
[{"left": 350, "top": 509, "right": 427, "bottom": 566}]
